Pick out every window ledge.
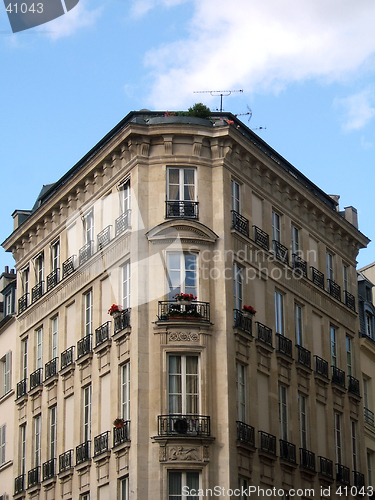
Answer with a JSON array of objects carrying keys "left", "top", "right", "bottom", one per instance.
[
  {"left": 0, "top": 459, "right": 12, "bottom": 472},
  {"left": 0, "top": 388, "right": 14, "bottom": 404}
]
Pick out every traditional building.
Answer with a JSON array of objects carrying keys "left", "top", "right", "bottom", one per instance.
[{"left": 2, "top": 111, "right": 371, "bottom": 499}]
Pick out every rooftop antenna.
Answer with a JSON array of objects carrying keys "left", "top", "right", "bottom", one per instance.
[
  {"left": 235, "top": 104, "right": 252, "bottom": 122},
  {"left": 193, "top": 89, "right": 243, "bottom": 112}
]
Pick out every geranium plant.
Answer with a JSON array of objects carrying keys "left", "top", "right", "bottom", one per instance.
[
  {"left": 108, "top": 304, "right": 123, "bottom": 315},
  {"left": 173, "top": 293, "right": 197, "bottom": 301},
  {"left": 243, "top": 305, "right": 256, "bottom": 314}
]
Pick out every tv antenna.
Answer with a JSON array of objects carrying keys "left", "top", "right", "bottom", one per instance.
[
  {"left": 235, "top": 104, "right": 252, "bottom": 122},
  {"left": 193, "top": 89, "right": 243, "bottom": 112}
]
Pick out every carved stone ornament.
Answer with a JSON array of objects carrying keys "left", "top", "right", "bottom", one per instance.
[
  {"left": 168, "top": 331, "right": 199, "bottom": 342},
  {"left": 168, "top": 446, "right": 200, "bottom": 461}
]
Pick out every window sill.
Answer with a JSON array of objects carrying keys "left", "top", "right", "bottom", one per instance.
[
  {"left": 0, "top": 388, "right": 14, "bottom": 404},
  {"left": 0, "top": 459, "right": 12, "bottom": 472}
]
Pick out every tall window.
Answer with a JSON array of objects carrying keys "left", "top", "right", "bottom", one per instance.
[
  {"left": 278, "top": 384, "right": 288, "bottom": 440},
  {"left": 233, "top": 263, "right": 243, "bottom": 311},
  {"left": 4, "top": 290, "right": 13, "bottom": 316},
  {"left": 34, "top": 415, "right": 41, "bottom": 467},
  {"left": 83, "top": 210, "right": 94, "bottom": 245},
  {"left": 291, "top": 225, "right": 299, "bottom": 255},
  {"left": 0, "top": 424, "right": 5, "bottom": 466},
  {"left": 343, "top": 264, "right": 348, "bottom": 293},
  {"left": 326, "top": 251, "right": 334, "bottom": 285},
  {"left": 49, "top": 407, "right": 57, "bottom": 460},
  {"left": 298, "top": 393, "right": 307, "bottom": 449},
  {"left": 366, "top": 312, "right": 374, "bottom": 339},
  {"left": 295, "top": 304, "right": 303, "bottom": 346},
  {"left": 84, "top": 291, "right": 93, "bottom": 336},
  {"left": 36, "top": 328, "right": 43, "bottom": 370},
  {"left": 236, "top": 363, "right": 246, "bottom": 423},
  {"left": 346, "top": 336, "right": 352, "bottom": 377},
  {"left": 35, "top": 253, "right": 44, "bottom": 284},
  {"left": 351, "top": 420, "right": 357, "bottom": 471},
  {"left": 22, "top": 267, "right": 29, "bottom": 296},
  {"left": 331, "top": 326, "right": 337, "bottom": 367},
  {"left": 51, "top": 240, "right": 60, "bottom": 272},
  {"left": 21, "top": 338, "right": 28, "bottom": 380},
  {"left": 121, "top": 363, "right": 130, "bottom": 421},
  {"left": 83, "top": 385, "right": 92, "bottom": 442},
  {"left": 168, "top": 355, "right": 199, "bottom": 415},
  {"left": 238, "top": 478, "right": 248, "bottom": 500},
  {"left": 120, "top": 179, "right": 131, "bottom": 214},
  {"left": 20, "top": 424, "right": 26, "bottom": 475},
  {"left": 231, "top": 180, "right": 240, "bottom": 213},
  {"left": 167, "top": 253, "right": 197, "bottom": 299},
  {"left": 363, "top": 378, "right": 370, "bottom": 410},
  {"left": 167, "top": 168, "right": 196, "bottom": 202},
  {"left": 121, "top": 477, "right": 129, "bottom": 500},
  {"left": 275, "top": 291, "right": 284, "bottom": 335},
  {"left": 334, "top": 412, "right": 342, "bottom": 464},
  {"left": 367, "top": 451, "right": 373, "bottom": 487},
  {"left": 122, "top": 262, "right": 131, "bottom": 309},
  {"left": 168, "top": 471, "right": 200, "bottom": 499},
  {"left": 1, "top": 351, "right": 11, "bottom": 396},
  {"left": 51, "top": 317, "right": 58, "bottom": 361},
  {"left": 272, "top": 211, "right": 281, "bottom": 243}
]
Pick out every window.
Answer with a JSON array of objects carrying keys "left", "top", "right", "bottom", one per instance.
[
  {"left": 233, "top": 263, "right": 243, "bottom": 311},
  {"left": 366, "top": 286, "right": 373, "bottom": 303},
  {"left": 1, "top": 351, "right": 11, "bottom": 396},
  {"left": 81, "top": 495, "right": 90, "bottom": 500},
  {"left": 346, "top": 336, "right": 352, "bottom": 377},
  {"left": 272, "top": 211, "right": 281, "bottom": 243},
  {"left": 83, "top": 210, "right": 94, "bottom": 245},
  {"left": 20, "top": 424, "right": 26, "bottom": 475},
  {"left": 22, "top": 267, "right": 29, "bottom": 296},
  {"left": 49, "top": 407, "right": 57, "bottom": 460},
  {"left": 168, "top": 355, "right": 199, "bottom": 415},
  {"left": 295, "top": 304, "right": 303, "bottom": 346},
  {"left": 21, "top": 338, "right": 28, "bottom": 380},
  {"left": 51, "top": 317, "right": 58, "bottom": 360},
  {"left": 367, "top": 451, "right": 373, "bottom": 486},
  {"left": 0, "top": 424, "right": 5, "bottom": 465},
  {"left": 36, "top": 328, "right": 43, "bottom": 370},
  {"left": 51, "top": 240, "right": 60, "bottom": 272},
  {"left": 366, "top": 312, "right": 374, "bottom": 339},
  {"left": 35, "top": 253, "right": 44, "bottom": 284},
  {"left": 326, "top": 251, "right": 334, "bottom": 284},
  {"left": 122, "top": 262, "right": 131, "bottom": 309},
  {"left": 167, "top": 168, "right": 196, "bottom": 202},
  {"left": 83, "top": 385, "right": 91, "bottom": 442},
  {"left": 168, "top": 471, "right": 200, "bottom": 499},
  {"left": 84, "top": 291, "right": 93, "bottom": 336},
  {"left": 330, "top": 326, "right": 337, "bottom": 367},
  {"left": 278, "top": 384, "right": 288, "bottom": 440},
  {"left": 298, "top": 393, "right": 307, "bottom": 449},
  {"left": 343, "top": 264, "right": 348, "bottom": 293},
  {"left": 291, "top": 225, "right": 299, "bottom": 255},
  {"left": 121, "top": 363, "right": 130, "bottom": 421},
  {"left": 238, "top": 478, "right": 248, "bottom": 500},
  {"left": 120, "top": 179, "right": 131, "bottom": 214},
  {"left": 363, "top": 378, "right": 370, "bottom": 409},
  {"left": 334, "top": 412, "right": 342, "bottom": 464},
  {"left": 275, "top": 291, "right": 284, "bottom": 335},
  {"left": 351, "top": 420, "right": 357, "bottom": 471},
  {"left": 231, "top": 179, "right": 240, "bottom": 213},
  {"left": 167, "top": 253, "right": 197, "bottom": 299},
  {"left": 236, "top": 363, "right": 246, "bottom": 422},
  {"left": 120, "top": 477, "right": 129, "bottom": 500},
  {"left": 34, "top": 415, "right": 41, "bottom": 467},
  {"left": 3, "top": 290, "right": 13, "bottom": 316}
]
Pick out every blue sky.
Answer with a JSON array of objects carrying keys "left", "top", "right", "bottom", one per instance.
[{"left": 1, "top": 0, "right": 375, "bottom": 271}]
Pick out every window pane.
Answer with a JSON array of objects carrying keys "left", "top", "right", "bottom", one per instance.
[{"left": 169, "top": 471, "right": 182, "bottom": 497}]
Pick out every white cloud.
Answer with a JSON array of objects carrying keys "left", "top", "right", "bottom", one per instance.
[
  {"left": 141, "top": 0, "right": 375, "bottom": 108},
  {"left": 129, "top": 0, "right": 188, "bottom": 18},
  {"left": 334, "top": 89, "right": 375, "bottom": 131},
  {"left": 47, "top": 0, "right": 102, "bottom": 40}
]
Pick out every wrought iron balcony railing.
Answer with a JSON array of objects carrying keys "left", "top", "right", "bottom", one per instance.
[
  {"left": 292, "top": 254, "right": 307, "bottom": 278},
  {"left": 331, "top": 366, "right": 346, "bottom": 389},
  {"left": 300, "top": 448, "right": 315, "bottom": 471},
  {"left": 336, "top": 463, "right": 350, "bottom": 485},
  {"left": 234, "top": 309, "right": 252, "bottom": 335},
  {"left": 42, "top": 458, "right": 56, "bottom": 481},
  {"left": 60, "top": 346, "right": 74, "bottom": 370},
  {"left": 115, "top": 209, "right": 131, "bottom": 237},
  {"left": 166, "top": 200, "right": 199, "bottom": 219},
  {"left": 76, "top": 441, "right": 90, "bottom": 465},
  {"left": 18, "top": 293, "right": 29, "bottom": 314},
  {"left": 252, "top": 225, "right": 269, "bottom": 251},
  {"left": 59, "top": 449, "right": 73, "bottom": 473},
  {"left": 279, "top": 439, "right": 296, "bottom": 463},
  {"left": 14, "top": 474, "right": 25, "bottom": 495},
  {"left": 113, "top": 421, "right": 130, "bottom": 447},
  {"left": 97, "top": 225, "right": 111, "bottom": 251},
  {"left": 94, "top": 431, "right": 110, "bottom": 456},
  {"left": 27, "top": 466, "right": 40, "bottom": 488},
  {"left": 348, "top": 375, "right": 360, "bottom": 396},
  {"left": 62, "top": 256, "right": 75, "bottom": 279},
  {"left": 344, "top": 291, "right": 356, "bottom": 312},
  {"left": 77, "top": 335, "right": 92, "bottom": 359},
  {"left": 79, "top": 241, "right": 94, "bottom": 266},
  {"left": 328, "top": 279, "right": 341, "bottom": 301},
  {"left": 273, "top": 240, "right": 289, "bottom": 265},
  {"left": 16, "top": 378, "right": 27, "bottom": 399},
  {"left": 157, "top": 301, "right": 210, "bottom": 323},
  {"left": 319, "top": 456, "right": 333, "bottom": 478},
  {"left": 29, "top": 368, "right": 43, "bottom": 391},
  {"left": 46, "top": 268, "right": 60, "bottom": 292},
  {"left": 310, "top": 267, "right": 324, "bottom": 289},
  {"left": 276, "top": 334, "right": 292, "bottom": 357},
  {"left": 236, "top": 421, "right": 255, "bottom": 447},
  {"left": 32, "top": 281, "right": 44, "bottom": 303},
  {"left": 113, "top": 308, "right": 131, "bottom": 334},
  {"left": 258, "top": 431, "right": 276, "bottom": 456},
  {"left": 256, "top": 322, "right": 273, "bottom": 347},
  {"left": 45, "top": 358, "right": 58, "bottom": 381},
  {"left": 314, "top": 355, "right": 329, "bottom": 378},
  {"left": 95, "top": 321, "right": 111, "bottom": 347},
  {"left": 157, "top": 415, "right": 211, "bottom": 437},
  {"left": 353, "top": 471, "right": 365, "bottom": 489},
  {"left": 364, "top": 407, "right": 375, "bottom": 426},
  {"left": 231, "top": 210, "right": 249, "bottom": 238},
  {"left": 296, "top": 345, "right": 311, "bottom": 368}
]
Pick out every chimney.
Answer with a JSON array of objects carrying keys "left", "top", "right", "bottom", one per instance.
[
  {"left": 344, "top": 206, "right": 358, "bottom": 229},
  {"left": 12, "top": 209, "right": 31, "bottom": 230},
  {"left": 5, "top": 266, "right": 9, "bottom": 274}
]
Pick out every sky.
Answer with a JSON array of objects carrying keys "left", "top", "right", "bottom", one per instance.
[{"left": 1, "top": 0, "right": 375, "bottom": 272}]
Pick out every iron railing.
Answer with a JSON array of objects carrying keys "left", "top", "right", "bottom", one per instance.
[
  {"left": 95, "top": 321, "right": 110, "bottom": 347},
  {"left": 16, "top": 378, "right": 27, "bottom": 399},
  {"left": 310, "top": 267, "right": 324, "bottom": 289},
  {"left": 256, "top": 322, "right": 273, "bottom": 347},
  {"left": 32, "top": 281, "right": 44, "bottom": 303},
  {"left": 94, "top": 431, "right": 110, "bottom": 456},
  {"left": 18, "top": 293, "right": 29, "bottom": 314},
  {"left": 60, "top": 346, "right": 74, "bottom": 370},
  {"left": 300, "top": 448, "right": 315, "bottom": 471},
  {"left": 280, "top": 439, "right": 296, "bottom": 463},
  {"left": 353, "top": 471, "right": 365, "bottom": 489},
  {"left": 236, "top": 421, "right": 255, "bottom": 447},
  {"left": 29, "top": 368, "right": 43, "bottom": 391},
  {"left": 14, "top": 474, "right": 25, "bottom": 495},
  {"left": 328, "top": 279, "right": 341, "bottom": 301},
  {"left": 344, "top": 291, "right": 356, "bottom": 312},
  {"left": 77, "top": 334, "right": 92, "bottom": 359},
  {"left": 157, "top": 301, "right": 210, "bottom": 323},
  {"left": 157, "top": 415, "right": 211, "bottom": 437},
  {"left": 292, "top": 254, "right": 307, "bottom": 278},
  {"left": 79, "top": 241, "right": 94, "bottom": 266},
  {"left": 276, "top": 334, "right": 292, "bottom": 357},
  {"left": 62, "top": 256, "right": 75, "bottom": 279},
  {"left": 115, "top": 209, "right": 131, "bottom": 236},
  {"left": 46, "top": 268, "right": 59, "bottom": 291},
  {"left": 296, "top": 345, "right": 311, "bottom": 368},
  {"left": 258, "top": 431, "right": 276, "bottom": 456},
  {"left": 27, "top": 466, "right": 40, "bottom": 488},
  {"left": 331, "top": 366, "right": 346, "bottom": 388},
  {"left": 42, "top": 458, "right": 56, "bottom": 481},
  {"left": 253, "top": 225, "right": 269, "bottom": 251},
  {"left": 234, "top": 309, "right": 252, "bottom": 335},
  {"left": 166, "top": 200, "right": 199, "bottom": 219},
  {"left": 113, "top": 422, "right": 131, "bottom": 447},
  {"left": 76, "top": 441, "right": 90, "bottom": 465},
  {"left": 319, "top": 456, "right": 333, "bottom": 478},
  {"left": 113, "top": 308, "right": 131, "bottom": 333},
  {"left": 97, "top": 225, "right": 111, "bottom": 251},
  {"left": 336, "top": 463, "right": 350, "bottom": 485},
  {"left": 348, "top": 375, "right": 360, "bottom": 396},
  {"left": 231, "top": 210, "right": 249, "bottom": 238},
  {"left": 314, "top": 356, "right": 329, "bottom": 378},
  {"left": 45, "top": 358, "right": 58, "bottom": 380},
  {"left": 273, "top": 240, "right": 289, "bottom": 265},
  {"left": 59, "top": 450, "right": 73, "bottom": 473},
  {"left": 364, "top": 407, "right": 375, "bottom": 426}
]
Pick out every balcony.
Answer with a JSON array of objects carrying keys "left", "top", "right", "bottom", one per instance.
[
  {"left": 314, "top": 355, "right": 329, "bottom": 378},
  {"left": 42, "top": 458, "right": 56, "bottom": 481},
  {"left": 276, "top": 333, "right": 292, "bottom": 357},
  {"left": 348, "top": 375, "right": 360, "bottom": 396},
  {"left": 95, "top": 321, "right": 110, "bottom": 347},
  {"left": 94, "top": 431, "right": 110, "bottom": 457},
  {"left": 273, "top": 240, "right": 289, "bottom": 265},
  {"left": 231, "top": 210, "right": 249, "bottom": 238},
  {"left": 18, "top": 293, "right": 29, "bottom": 314},
  {"left": 62, "top": 256, "right": 75, "bottom": 279},
  {"left": 252, "top": 225, "right": 269, "bottom": 251},
  {"left": 60, "top": 346, "right": 74, "bottom": 370},
  {"left": 258, "top": 431, "right": 276, "bottom": 456},
  {"left": 236, "top": 421, "right": 255, "bottom": 447},
  {"left": 328, "top": 279, "right": 341, "bottom": 301},
  {"left": 27, "top": 466, "right": 40, "bottom": 488},
  {"left": 336, "top": 463, "right": 350, "bottom": 485},
  {"left": 76, "top": 441, "right": 90, "bottom": 465},
  {"left": 300, "top": 448, "right": 315, "bottom": 472},
  {"left": 14, "top": 474, "right": 25, "bottom": 495},
  {"left": 319, "top": 456, "right": 333, "bottom": 478},
  {"left": 79, "top": 241, "right": 94, "bottom": 266},
  {"left": 256, "top": 322, "right": 273, "bottom": 347},
  {"left": 97, "top": 225, "right": 111, "bottom": 251},
  {"left": 113, "top": 308, "right": 131, "bottom": 334},
  {"left": 32, "top": 281, "right": 44, "bottom": 303},
  {"left": 29, "top": 368, "right": 43, "bottom": 391},
  {"left": 166, "top": 200, "right": 199, "bottom": 220},
  {"left": 45, "top": 358, "right": 58, "bottom": 381},
  {"left": 331, "top": 366, "right": 346, "bottom": 389},
  {"left": 16, "top": 378, "right": 27, "bottom": 399},
  {"left": 59, "top": 450, "right": 73, "bottom": 473},
  {"left": 365, "top": 407, "right": 374, "bottom": 426},
  {"left": 77, "top": 334, "right": 92, "bottom": 359},
  {"left": 344, "top": 290, "right": 356, "bottom": 312},
  {"left": 279, "top": 439, "right": 296, "bottom": 464},
  {"left": 157, "top": 415, "right": 211, "bottom": 437},
  {"left": 234, "top": 309, "right": 252, "bottom": 335},
  {"left": 353, "top": 471, "right": 365, "bottom": 489},
  {"left": 113, "top": 421, "right": 131, "bottom": 447},
  {"left": 296, "top": 345, "right": 311, "bottom": 369},
  {"left": 115, "top": 209, "right": 131, "bottom": 236},
  {"left": 46, "top": 268, "right": 59, "bottom": 292},
  {"left": 292, "top": 254, "right": 307, "bottom": 278},
  {"left": 310, "top": 267, "right": 324, "bottom": 289},
  {"left": 157, "top": 301, "right": 210, "bottom": 323}
]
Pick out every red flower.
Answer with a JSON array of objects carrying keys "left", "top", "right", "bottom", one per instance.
[
  {"left": 108, "top": 304, "right": 123, "bottom": 315},
  {"left": 174, "top": 293, "right": 197, "bottom": 301},
  {"left": 243, "top": 305, "right": 256, "bottom": 314}
]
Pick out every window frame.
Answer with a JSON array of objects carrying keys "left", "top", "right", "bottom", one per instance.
[
  {"left": 34, "top": 414, "right": 41, "bottom": 468},
  {"left": 278, "top": 384, "right": 288, "bottom": 441},
  {"left": 167, "top": 253, "right": 197, "bottom": 300},
  {"left": 49, "top": 406, "right": 57, "bottom": 460},
  {"left": 0, "top": 423, "right": 5, "bottom": 466},
  {"left": 346, "top": 335, "right": 352, "bottom": 377},
  {"left": 330, "top": 326, "right": 337, "bottom": 368},
  {"left": 83, "top": 385, "right": 92, "bottom": 442},
  {"left": 84, "top": 290, "right": 93, "bottom": 337},
  {"left": 298, "top": 392, "right": 307, "bottom": 450},
  {"left": 122, "top": 262, "right": 131, "bottom": 309},
  {"left": 326, "top": 251, "right": 334, "bottom": 284},
  {"left": 168, "top": 470, "right": 201, "bottom": 499},
  {"left": 34, "top": 253, "right": 44, "bottom": 284},
  {"left": 1, "top": 351, "right": 11, "bottom": 396},
  {"left": 295, "top": 304, "right": 303, "bottom": 346},
  {"left": 233, "top": 263, "right": 243, "bottom": 312},
  {"left": 36, "top": 327, "right": 43, "bottom": 371},
  {"left": 334, "top": 411, "right": 342, "bottom": 464},
  {"left": 231, "top": 179, "right": 241, "bottom": 213},
  {"left": 83, "top": 210, "right": 94, "bottom": 245},
  {"left": 275, "top": 291, "right": 284, "bottom": 336},
  {"left": 121, "top": 363, "right": 130, "bottom": 421},
  {"left": 51, "top": 239, "right": 60, "bottom": 272},
  {"left": 167, "top": 167, "right": 196, "bottom": 202},
  {"left": 291, "top": 224, "right": 299, "bottom": 255},
  {"left": 236, "top": 362, "right": 246, "bottom": 423},
  {"left": 168, "top": 354, "right": 200, "bottom": 415},
  {"left": 272, "top": 210, "right": 281, "bottom": 243}
]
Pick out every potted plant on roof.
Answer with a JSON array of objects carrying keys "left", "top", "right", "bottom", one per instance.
[
  {"left": 174, "top": 293, "right": 197, "bottom": 305},
  {"left": 242, "top": 305, "right": 256, "bottom": 318},
  {"left": 108, "top": 304, "right": 123, "bottom": 319}
]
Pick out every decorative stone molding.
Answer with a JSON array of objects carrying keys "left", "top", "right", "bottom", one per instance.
[
  {"left": 163, "top": 134, "right": 173, "bottom": 155},
  {"left": 168, "top": 331, "right": 199, "bottom": 342},
  {"left": 168, "top": 445, "right": 200, "bottom": 462}
]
